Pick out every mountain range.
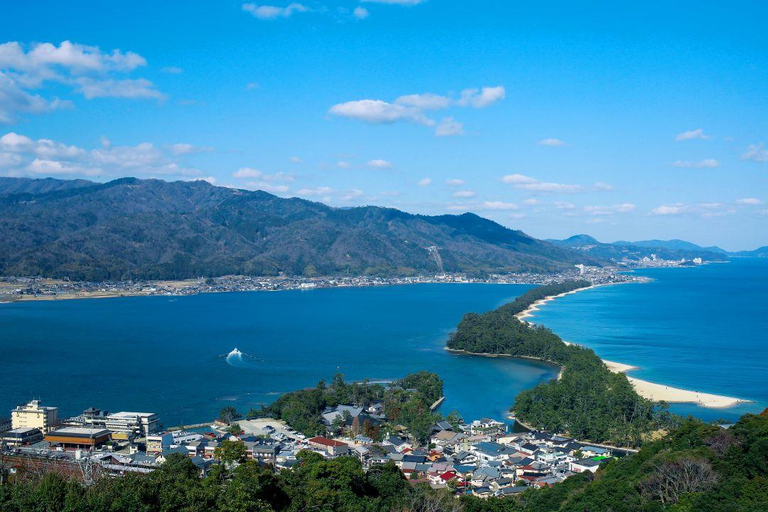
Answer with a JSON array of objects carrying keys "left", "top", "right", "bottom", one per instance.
[
  {"left": 0, "top": 177, "right": 599, "bottom": 281},
  {"left": 547, "top": 234, "right": 739, "bottom": 262}
]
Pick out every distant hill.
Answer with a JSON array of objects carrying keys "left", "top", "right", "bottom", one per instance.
[
  {"left": 730, "top": 246, "right": 768, "bottom": 258},
  {"left": 549, "top": 234, "right": 729, "bottom": 263},
  {"left": 613, "top": 238, "right": 729, "bottom": 255},
  {"left": 0, "top": 177, "right": 601, "bottom": 280}
]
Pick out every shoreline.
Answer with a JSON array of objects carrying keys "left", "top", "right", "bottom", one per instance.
[{"left": 513, "top": 285, "right": 749, "bottom": 409}]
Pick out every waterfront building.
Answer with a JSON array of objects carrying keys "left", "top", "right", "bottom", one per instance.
[
  {"left": 1, "top": 427, "right": 43, "bottom": 447},
  {"left": 105, "top": 412, "right": 159, "bottom": 437},
  {"left": 0, "top": 417, "right": 11, "bottom": 433},
  {"left": 11, "top": 399, "right": 59, "bottom": 433},
  {"left": 45, "top": 427, "right": 111, "bottom": 449}
]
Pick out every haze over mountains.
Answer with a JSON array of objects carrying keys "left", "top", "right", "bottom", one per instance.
[
  {"left": 547, "top": 234, "right": 733, "bottom": 263},
  {"left": 0, "top": 177, "right": 600, "bottom": 280}
]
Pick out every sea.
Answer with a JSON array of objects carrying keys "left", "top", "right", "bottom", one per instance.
[
  {"left": 0, "top": 258, "right": 765, "bottom": 427},
  {"left": 529, "top": 258, "right": 768, "bottom": 422}
]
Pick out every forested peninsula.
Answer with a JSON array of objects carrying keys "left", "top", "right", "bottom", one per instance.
[{"left": 447, "top": 281, "right": 675, "bottom": 446}]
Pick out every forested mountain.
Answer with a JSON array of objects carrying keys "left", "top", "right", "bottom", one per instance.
[
  {"left": 614, "top": 238, "right": 729, "bottom": 255},
  {"left": 549, "top": 234, "right": 729, "bottom": 263},
  {"left": 0, "top": 177, "right": 600, "bottom": 280},
  {"left": 731, "top": 246, "right": 768, "bottom": 258}
]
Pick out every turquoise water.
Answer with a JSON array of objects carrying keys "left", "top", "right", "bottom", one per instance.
[
  {"left": 0, "top": 284, "right": 559, "bottom": 427},
  {"left": 530, "top": 258, "right": 768, "bottom": 422}
]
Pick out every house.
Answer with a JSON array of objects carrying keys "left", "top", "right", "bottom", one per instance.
[
  {"left": 580, "top": 445, "right": 611, "bottom": 458},
  {"left": 471, "top": 418, "right": 505, "bottom": 432},
  {"left": 431, "top": 429, "right": 464, "bottom": 447},
  {"left": 472, "top": 441, "right": 515, "bottom": 462},
  {"left": 451, "top": 450, "right": 478, "bottom": 465},
  {"left": 472, "top": 486, "right": 494, "bottom": 498},
  {"left": 321, "top": 405, "right": 364, "bottom": 426},
  {"left": 308, "top": 436, "right": 350, "bottom": 456},
  {"left": 569, "top": 457, "right": 612, "bottom": 473},
  {"left": 382, "top": 436, "right": 411, "bottom": 453},
  {"left": 495, "top": 486, "right": 527, "bottom": 497},
  {"left": 431, "top": 420, "right": 453, "bottom": 434}
]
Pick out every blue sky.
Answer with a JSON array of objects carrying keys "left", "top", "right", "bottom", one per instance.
[{"left": 1, "top": 1, "right": 767, "bottom": 250}]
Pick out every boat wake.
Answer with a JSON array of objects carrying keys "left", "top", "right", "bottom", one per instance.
[{"left": 222, "top": 348, "right": 262, "bottom": 368}]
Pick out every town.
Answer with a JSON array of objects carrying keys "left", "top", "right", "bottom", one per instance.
[
  {"left": 0, "top": 396, "right": 630, "bottom": 499},
  {"left": 0, "top": 265, "right": 654, "bottom": 302}
]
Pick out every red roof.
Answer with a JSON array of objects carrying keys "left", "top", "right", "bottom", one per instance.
[
  {"left": 440, "top": 471, "right": 457, "bottom": 481},
  {"left": 308, "top": 436, "right": 348, "bottom": 447}
]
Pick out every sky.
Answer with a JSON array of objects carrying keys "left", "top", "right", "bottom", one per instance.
[{"left": 1, "top": 1, "right": 767, "bottom": 251}]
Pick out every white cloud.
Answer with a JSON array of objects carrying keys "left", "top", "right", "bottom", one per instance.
[
  {"left": 538, "top": 138, "right": 566, "bottom": 147},
  {"left": 0, "top": 131, "right": 202, "bottom": 178},
  {"left": 0, "top": 151, "right": 22, "bottom": 168},
  {"left": 243, "top": 181, "right": 290, "bottom": 193},
  {"left": 337, "top": 161, "right": 353, "bottom": 169},
  {"left": 353, "top": 7, "right": 370, "bottom": 19},
  {"left": 457, "top": 86, "right": 506, "bottom": 108},
  {"left": 453, "top": 190, "right": 476, "bottom": 198},
  {"left": 480, "top": 201, "right": 518, "bottom": 210},
  {"left": 242, "top": 3, "right": 309, "bottom": 19},
  {"left": 366, "top": 159, "right": 392, "bottom": 169},
  {"left": 501, "top": 174, "right": 585, "bottom": 194},
  {"left": 395, "top": 93, "right": 452, "bottom": 110},
  {"left": 651, "top": 204, "right": 688, "bottom": 216},
  {"left": 289, "top": 156, "right": 303, "bottom": 163},
  {"left": 75, "top": 78, "right": 163, "bottom": 99},
  {"left": 0, "top": 72, "right": 72, "bottom": 124},
  {"left": 650, "top": 202, "right": 733, "bottom": 218},
  {"left": 446, "top": 178, "right": 464, "bottom": 186},
  {"left": 523, "top": 198, "right": 539, "bottom": 205},
  {"left": 742, "top": 143, "right": 768, "bottom": 163},
  {"left": 672, "top": 159, "right": 720, "bottom": 169},
  {"left": 736, "top": 197, "right": 763, "bottom": 205},
  {"left": 233, "top": 167, "right": 294, "bottom": 182},
  {"left": 341, "top": 189, "right": 364, "bottom": 200},
  {"left": 675, "top": 128, "right": 708, "bottom": 141},
  {"left": 329, "top": 99, "right": 433, "bottom": 125},
  {"left": 233, "top": 167, "right": 264, "bottom": 178},
  {"left": 417, "top": 178, "right": 432, "bottom": 186},
  {"left": 161, "top": 66, "right": 183, "bottom": 74},
  {"left": 168, "top": 143, "right": 210, "bottom": 156},
  {"left": 583, "top": 203, "right": 636, "bottom": 216},
  {"left": 593, "top": 181, "right": 614, "bottom": 191},
  {"left": 297, "top": 186, "right": 333, "bottom": 196},
  {"left": 0, "top": 41, "right": 145, "bottom": 75},
  {"left": 329, "top": 85, "right": 505, "bottom": 136},
  {"left": 0, "top": 41, "right": 162, "bottom": 123},
  {"left": 435, "top": 117, "right": 464, "bottom": 137}
]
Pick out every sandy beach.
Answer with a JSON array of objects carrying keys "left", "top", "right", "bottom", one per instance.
[{"left": 516, "top": 286, "right": 748, "bottom": 409}]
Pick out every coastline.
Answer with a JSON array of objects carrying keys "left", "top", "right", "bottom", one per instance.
[{"left": 515, "top": 285, "right": 749, "bottom": 409}]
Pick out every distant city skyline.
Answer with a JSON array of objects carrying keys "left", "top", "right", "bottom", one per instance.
[{"left": 1, "top": 1, "right": 766, "bottom": 251}]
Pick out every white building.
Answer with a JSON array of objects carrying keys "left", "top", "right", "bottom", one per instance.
[
  {"left": 105, "top": 412, "right": 159, "bottom": 437},
  {"left": 11, "top": 400, "right": 59, "bottom": 433}
]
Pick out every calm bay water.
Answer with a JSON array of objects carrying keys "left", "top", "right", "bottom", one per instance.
[
  {"left": 530, "top": 258, "right": 768, "bottom": 422},
  {"left": 2, "top": 260, "right": 765, "bottom": 427},
  {"left": 0, "top": 283, "right": 559, "bottom": 427}
]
